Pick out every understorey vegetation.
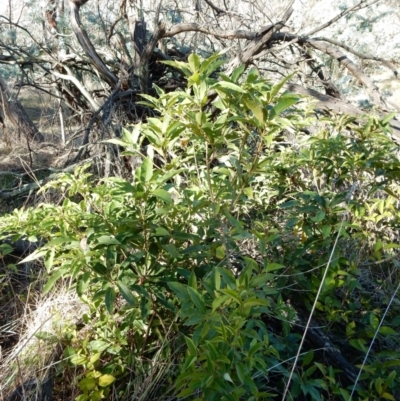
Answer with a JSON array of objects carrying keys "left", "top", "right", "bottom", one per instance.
[{"left": 1, "top": 54, "right": 400, "bottom": 401}]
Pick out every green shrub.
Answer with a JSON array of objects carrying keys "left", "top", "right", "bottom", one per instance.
[{"left": 1, "top": 53, "right": 400, "bottom": 400}]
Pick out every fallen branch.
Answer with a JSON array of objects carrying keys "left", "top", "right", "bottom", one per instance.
[
  {"left": 306, "top": 39, "right": 382, "bottom": 106},
  {"left": 286, "top": 83, "right": 400, "bottom": 142},
  {"left": 312, "top": 37, "right": 398, "bottom": 78},
  {"left": 295, "top": 312, "right": 360, "bottom": 386},
  {"left": 163, "top": 23, "right": 256, "bottom": 40}
]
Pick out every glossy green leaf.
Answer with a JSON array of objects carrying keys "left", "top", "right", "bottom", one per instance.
[
  {"left": 157, "top": 168, "right": 186, "bottom": 184},
  {"left": 70, "top": 354, "right": 87, "bottom": 366},
  {"left": 98, "top": 374, "right": 116, "bottom": 387},
  {"left": 215, "top": 245, "right": 226, "bottom": 260},
  {"left": 152, "top": 226, "right": 169, "bottom": 236},
  {"left": 188, "top": 271, "right": 197, "bottom": 289},
  {"left": 163, "top": 243, "right": 180, "bottom": 258},
  {"left": 43, "top": 269, "right": 64, "bottom": 294},
  {"left": 188, "top": 53, "right": 201, "bottom": 73},
  {"left": 379, "top": 326, "right": 397, "bottom": 335},
  {"left": 76, "top": 271, "right": 90, "bottom": 297},
  {"left": 35, "top": 331, "right": 58, "bottom": 343},
  {"left": 141, "top": 156, "right": 153, "bottom": 182},
  {"left": 231, "top": 64, "right": 246, "bottom": 83},
  {"left": 381, "top": 112, "right": 397, "bottom": 125},
  {"left": 268, "top": 72, "right": 296, "bottom": 102},
  {"left": 168, "top": 281, "right": 188, "bottom": 298},
  {"left": 243, "top": 298, "right": 269, "bottom": 308},
  {"left": 185, "top": 335, "right": 197, "bottom": 356},
  {"left": 236, "top": 363, "right": 246, "bottom": 384},
  {"left": 211, "top": 81, "right": 247, "bottom": 93},
  {"left": 187, "top": 286, "right": 206, "bottom": 313},
  {"left": 117, "top": 281, "right": 136, "bottom": 306},
  {"left": 380, "top": 393, "right": 395, "bottom": 401},
  {"left": 151, "top": 188, "right": 173, "bottom": 204},
  {"left": 220, "top": 288, "right": 241, "bottom": 304},
  {"left": 78, "top": 377, "right": 96, "bottom": 391},
  {"left": 244, "top": 97, "right": 264, "bottom": 123},
  {"left": 211, "top": 267, "right": 221, "bottom": 291},
  {"left": 303, "top": 350, "right": 314, "bottom": 366},
  {"left": 212, "top": 294, "right": 231, "bottom": 312},
  {"left": 20, "top": 249, "right": 47, "bottom": 264},
  {"left": 89, "top": 340, "right": 109, "bottom": 352},
  {"left": 216, "top": 266, "right": 236, "bottom": 288},
  {"left": 105, "top": 287, "right": 116, "bottom": 314},
  {"left": 311, "top": 210, "right": 326, "bottom": 222},
  {"left": 266, "top": 263, "right": 285, "bottom": 272},
  {"left": 269, "top": 96, "right": 299, "bottom": 120},
  {"left": 182, "top": 354, "right": 197, "bottom": 371}
]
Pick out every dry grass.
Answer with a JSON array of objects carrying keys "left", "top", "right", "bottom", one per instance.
[
  {"left": 0, "top": 86, "right": 82, "bottom": 173},
  {"left": 0, "top": 140, "right": 60, "bottom": 172},
  {"left": 0, "top": 281, "right": 88, "bottom": 400},
  {"left": 0, "top": 90, "right": 88, "bottom": 400}
]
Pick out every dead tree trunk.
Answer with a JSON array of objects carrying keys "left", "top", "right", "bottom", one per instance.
[{"left": 132, "top": 20, "right": 147, "bottom": 75}]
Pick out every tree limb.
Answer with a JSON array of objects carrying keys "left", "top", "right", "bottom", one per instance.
[
  {"left": 0, "top": 160, "right": 92, "bottom": 199},
  {"left": 306, "top": 39, "right": 382, "bottom": 105},
  {"left": 49, "top": 65, "right": 101, "bottom": 110},
  {"left": 202, "top": 0, "right": 243, "bottom": 20},
  {"left": 68, "top": 0, "right": 118, "bottom": 86},
  {"left": 226, "top": 7, "right": 294, "bottom": 74},
  {"left": 272, "top": 32, "right": 384, "bottom": 106},
  {"left": 138, "top": 2, "right": 166, "bottom": 93},
  {"left": 295, "top": 312, "right": 360, "bottom": 385},
  {"left": 313, "top": 37, "right": 398, "bottom": 77},
  {"left": 162, "top": 23, "right": 256, "bottom": 40},
  {"left": 302, "top": 49, "right": 342, "bottom": 98},
  {"left": 302, "top": 0, "right": 380, "bottom": 37},
  {"left": 286, "top": 82, "right": 400, "bottom": 142}
]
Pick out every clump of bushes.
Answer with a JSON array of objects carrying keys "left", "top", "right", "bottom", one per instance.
[{"left": 1, "top": 54, "right": 400, "bottom": 401}]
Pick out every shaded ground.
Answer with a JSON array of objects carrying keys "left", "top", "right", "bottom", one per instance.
[
  {"left": 0, "top": 86, "right": 79, "bottom": 171},
  {"left": 0, "top": 89, "right": 70, "bottom": 378},
  {"left": 0, "top": 88, "right": 79, "bottom": 214}
]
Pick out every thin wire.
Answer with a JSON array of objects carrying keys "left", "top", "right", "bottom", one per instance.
[
  {"left": 278, "top": 258, "right": 339, "bottom": 277},
  {"left": 349, "top": 280, "right": 400, "bottom": 401},
  {"left": 252, "top": 347, "right": 332, "bottom": 379},
  {"left": 281, "top": 218, "right": 344, "bottom": 400},
  {"left": 281, "top": 181, "right": 359, "bottom": 399}
]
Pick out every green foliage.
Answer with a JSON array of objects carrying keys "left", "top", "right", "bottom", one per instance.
[{"left": 1, "top": 53, "right": 400, "bottom": 400}]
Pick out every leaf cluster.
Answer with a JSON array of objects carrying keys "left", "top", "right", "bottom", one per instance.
[{"left": 1, "top": 53, "right": 400, "bottom": 401}]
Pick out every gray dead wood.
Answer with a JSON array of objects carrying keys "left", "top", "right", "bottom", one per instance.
[
  {"left": 68, "top": 0, "right": 118, "bottom": 86},
  {"left": 286, "top": 83, "right": 400, "bottom": 143}
]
